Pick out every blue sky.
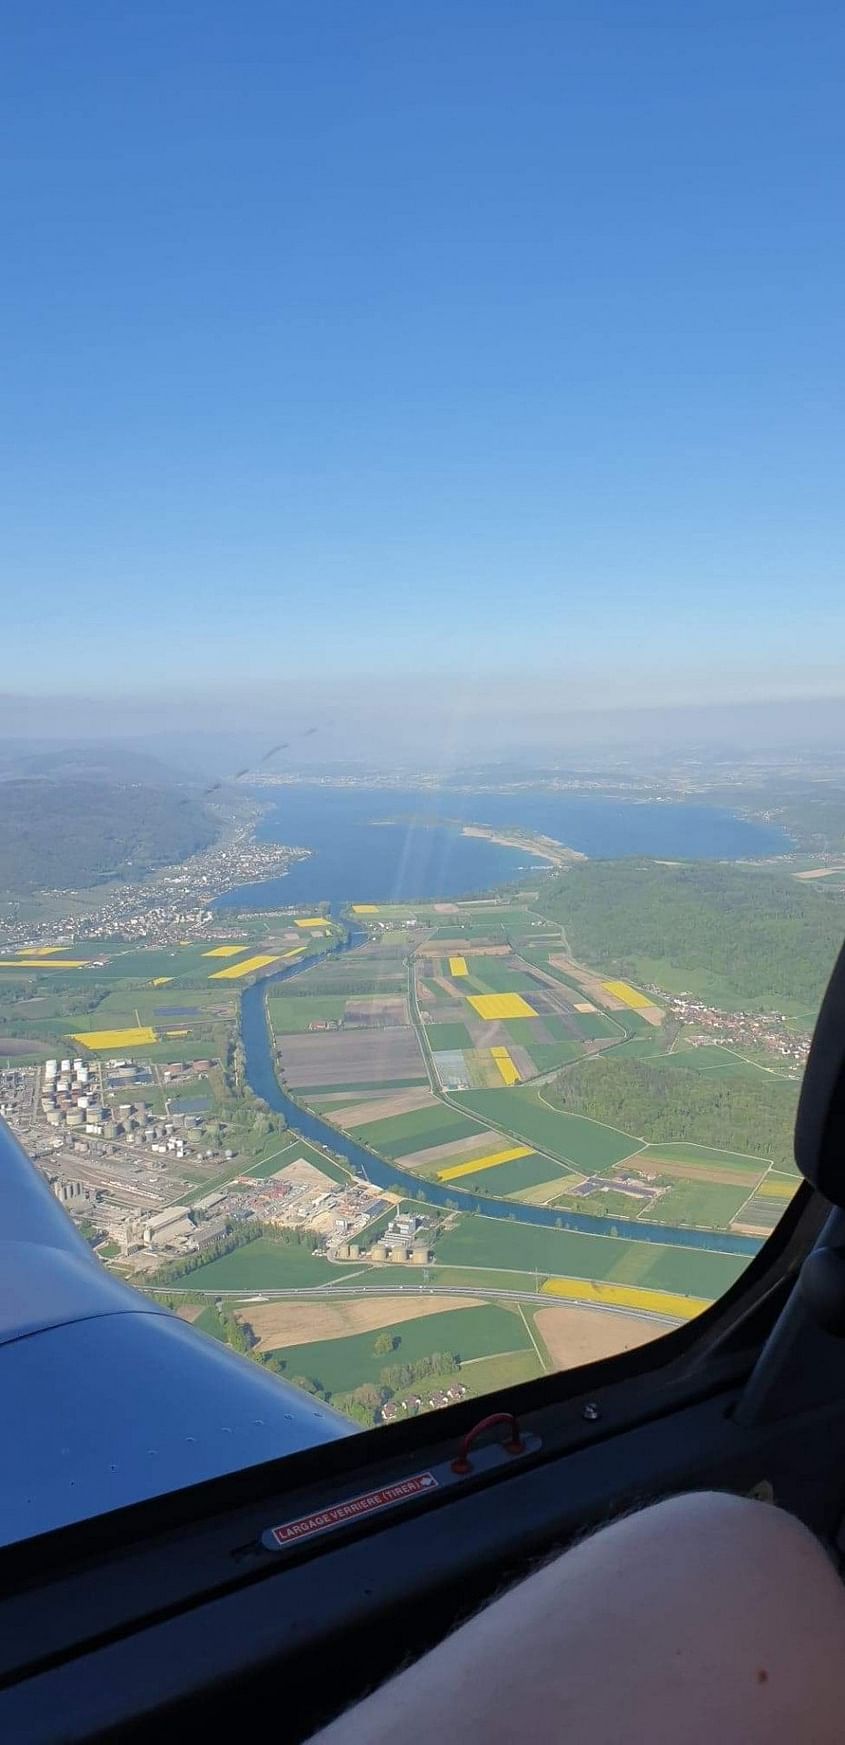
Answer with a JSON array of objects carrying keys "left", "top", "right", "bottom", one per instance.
[{"left": 2, "top": 1, "right": 843, "bottom": 705}]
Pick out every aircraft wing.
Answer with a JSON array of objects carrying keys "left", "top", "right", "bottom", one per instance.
[{"left": 0, "top": 1121, "right": 352, "bottom": 1548}]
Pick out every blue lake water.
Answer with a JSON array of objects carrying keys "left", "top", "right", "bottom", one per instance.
[{"left": 216, "top": 785, "right": 789, "bottom": 911}]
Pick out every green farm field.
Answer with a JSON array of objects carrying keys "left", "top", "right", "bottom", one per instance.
[
  {"left": 268, "top": 995, "right": 350, "bottom": 1031},
  {"left": 267, "top": 1305, "right": 532, "bottom": 1395},
  {"left": 460, "top": 960, "right": 540, "bottom": 995},
  {"left": 646, "top": 1181, "right": 756, "bottom": 1229},
  {"left": 633, "top": 1142, "right": 782, "bottom": 1171},
  {"left": 437, "top": 1154, "right": 571, "bottom": 1197},
  {"left": 457, "top": 1351, "right": 545, "bottom": 1392},
  {"left": 434, "top": 1215, "right": 751, "bottom": 1298},
  {"left": 659, "top": 1047, "right": 780, "bottom": 1082},
  {"left": 425, "top": 1021, "right": 475, "bottom": 1051},
  {"left": 523, "top": 1041, "right": 584, "bottom": 1074},
  {"left": 95, "top": 987, "right": 234, "bottom": 1018},
  {"left": 178, "top": 1239, "right": 363, "bottom": 1290},
  {"left": 353, "top": 1102, "right": 487, "bottom": 1157},
  {"left": 454, "top": 1087, "right": 637, "bottom": 1170}
]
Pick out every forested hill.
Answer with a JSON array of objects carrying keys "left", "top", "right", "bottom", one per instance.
[
  {"left": 548, "top": 1055, "right": 799, "bottom": 1171},
  {"left": 0, "top": 780, "right": 219, "bottom": 892},
  {"left": 538, "top": 859, "right": 845, "bottom": 1012}
]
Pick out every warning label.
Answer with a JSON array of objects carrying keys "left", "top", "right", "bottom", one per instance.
[{"left": 266, "top": 1471, "right": 439, "bottom": 1548}]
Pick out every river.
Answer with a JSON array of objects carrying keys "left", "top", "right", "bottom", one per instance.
[{"left": 239, "top": 941, "right": 760, "bottom": 1262}]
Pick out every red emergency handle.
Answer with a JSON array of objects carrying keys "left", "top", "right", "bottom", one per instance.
[{"left": 451, "top": 1411, "right": 524, "bottom": 1473}]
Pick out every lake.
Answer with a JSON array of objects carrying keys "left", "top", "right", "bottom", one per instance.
[{"left": 215, "top": 784, "right": 789, "bottom": 911}]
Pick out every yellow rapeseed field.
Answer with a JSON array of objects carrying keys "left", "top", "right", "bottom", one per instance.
[
  {"left": 352, "top": 905, "right": 378, "bottom": 913},
  {"left": 490, "top": 1045, "right": 521, "bottom": 1085},
  {"left": 20, "top": 945, "right": 64, "bottom": 956},
  {"left": 72, "top": 1026, "right": 158, "bottom": 1050},
  {"left": 209, "top": 953, "right": 281, "bottom": 980},
  {"left": 165, "top": 1029, "right": 190, "bottom": 1037},
  {"left": 295, "top": 917, "right": 327, "bottom": 929},
  {"left": 203, "top": 945, "right": 248, "bottom": 958},
  {"left": 437, "top": 1144, "right": 533, "bottom": 1182},
  {"left": 281, "top": 946, "right": 306, "bottom": 958},
  {"left": 449, "top": 956, "right": 468, "bottom": 977},
  {"left": 542, "top": 1277, "right": 710, "bottom": 1320},
  {"left": 4, "top": 959, "right": 89, "bottom": 969},
  {"left": 601, "top": 980, "right": 655, "bottom": 1009},
  {"left": 150, "top": 977, "right": 173, "bottom": 986},
  {"left": 756, "top": 1178, "right": 798, "bottom": 1201},
  {"left": 467, "top": 993, "right": 537, "bottom": 1020}
]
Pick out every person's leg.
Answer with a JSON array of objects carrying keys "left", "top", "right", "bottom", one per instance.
[{"left": 313, "top": 1491, "right": 845, "bottom": 1745}]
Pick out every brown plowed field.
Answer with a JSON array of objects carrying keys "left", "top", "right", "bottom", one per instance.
[
  {"left": 244, "top": 1296, "right": 479, "bottom": 1352},
  {"left": 278, "top": 1028, "right": 425, "bottom": 1087},
  {"left": 344, "top": 996, "right": 408, "bottom": 1025},
  {"left": 548, "top": 954, "right": 626, "bottom": 1008},
  {"left": 417, "top": 942, "right": 509, "bottom": 956},
  {"left": 336, "top": 1087, "right": 440, "bottom": 1129},
  {"left": 535, "top": 1303, "right": 671, "bottom": 1368}
]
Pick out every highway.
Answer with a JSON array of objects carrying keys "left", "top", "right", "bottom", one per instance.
[{"left": 160, "top": 1281, "right": 681, "bottom": 1325}]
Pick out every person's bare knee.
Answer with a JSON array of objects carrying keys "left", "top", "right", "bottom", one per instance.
[{"left": 313, "top": 1491, "right": 845, "bottom": 1745}]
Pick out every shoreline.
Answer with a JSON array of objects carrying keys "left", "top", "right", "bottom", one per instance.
[{"left": 460, "top": 823, "right": 586, "bottom": 868}]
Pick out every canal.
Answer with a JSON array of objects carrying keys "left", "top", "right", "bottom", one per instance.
[{"left": 239, "top": 940, "right": 761, "bottom": 1261}]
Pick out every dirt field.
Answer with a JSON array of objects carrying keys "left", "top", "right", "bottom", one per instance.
[
  {"left": 398, "top": 1128, "right": 504, "bottom": 1168},
  {"left": 278, "top": 1028, "right": 425, "bottom": 1087},
  {"left": 336, "top": 1087, "right": 440, "bottom": 1129},
  {"left": 535, "top": 1303, "right": 672, "bottom": 1368},
  {"left": 344, "top": 996, "right": 408, "bottom": 1024},
  {"left": 243, "top": 1295, "right": 480, "bottom": 1352},
  {"left": 176, "top": 1305, "right": 205, "bottom": 1324},
  {"left": 615, "top": 1156, "right": 764, "bottom": 1187},
  {"left": 0, "top": 1037, "right": 45, "bottom": 1054},
  {"left": 417, "top": 942, "right": 509, "bottom": 957},
  {"left": 548, "top": 954, "right": 626, "bottom": 1008}
]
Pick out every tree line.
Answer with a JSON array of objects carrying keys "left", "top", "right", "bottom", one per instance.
[
  {"left": 538, "top": 857, "right": 844, "bottom": 1011},
  {"left": 547, "top": 1055, "right": 799, "bottom": 1170}
]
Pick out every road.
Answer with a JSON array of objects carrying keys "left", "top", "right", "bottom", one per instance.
[{"left": 160, "top": 1280, "right": 681, "bottom": 1324}]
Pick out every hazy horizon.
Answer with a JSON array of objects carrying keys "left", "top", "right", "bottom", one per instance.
[{"left": 2, "top": 689, "right": 845, "bottom": 777}]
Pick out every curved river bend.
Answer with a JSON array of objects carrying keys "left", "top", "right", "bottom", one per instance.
[{"left": 240, "top": 941, "right": 760, "bottom": 1262}]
